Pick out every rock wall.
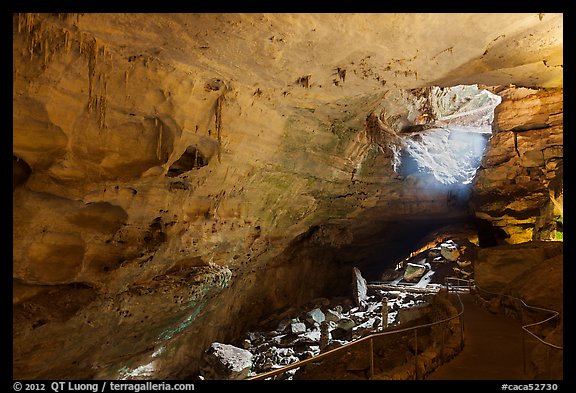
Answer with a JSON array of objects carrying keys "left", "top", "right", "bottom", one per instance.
[
  {"left": 471, "top": 87, "right": 563, "bottom": 243},
  {"left": 475, "top": 241, "right": 563, "bottom": 296}
]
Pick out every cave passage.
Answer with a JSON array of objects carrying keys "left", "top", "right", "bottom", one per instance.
[{"left": 346, "top": 216, "right": 476, "bottom": 282}]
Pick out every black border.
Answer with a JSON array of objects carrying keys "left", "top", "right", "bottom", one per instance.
[{"left": 6, "top": 4, "right": 571, "bottom": 390}]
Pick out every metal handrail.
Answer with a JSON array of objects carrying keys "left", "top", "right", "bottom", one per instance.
[
  {"left": 444, "top": 276, "right": 474, "bottom": 291},
  {"left": 473, "top": 283, "right": 563, "bottom": 378},
  {"left": 247, "top": 279, "right": 467, "bottom": 380},
  {"left": 246, "top": 276, "right": 561, "bottom": 380},
  {"left": 473, "top": 284, "right": 563, "bottom": 350}
]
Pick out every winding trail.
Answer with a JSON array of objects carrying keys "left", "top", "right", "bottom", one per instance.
[{"left": 426, "top": 293, "right": 526, "bottom": 380}]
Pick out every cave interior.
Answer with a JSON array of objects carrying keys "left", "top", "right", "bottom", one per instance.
[{"left": 12, "top": 13, "right": 563, "bottom": 381}]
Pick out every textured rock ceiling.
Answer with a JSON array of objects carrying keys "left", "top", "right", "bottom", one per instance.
[{"left": 71, "top": 13, "right": 563, "bottom": 94}]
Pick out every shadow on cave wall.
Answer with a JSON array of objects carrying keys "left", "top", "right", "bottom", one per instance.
[{"left": 342, "top": 216, "right": 478, "bottom": 282}]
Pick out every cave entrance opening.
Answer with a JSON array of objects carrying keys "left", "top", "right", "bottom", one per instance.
[
  {"left": 358, "top": 85, "right": 504, "bottom": 281},
  {"left": 394, "top": 84, "right": 502, "bottom": 187}
]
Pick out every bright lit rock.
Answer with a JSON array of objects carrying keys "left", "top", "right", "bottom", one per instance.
[
  {"left": 352, "top": 267, "right": 369, "bottom": 309},
  {"left": 201, "top": 342, "right": 253, "bottom": 380},
  {"left": 440, "top": 242, "right": 461, "bottom": 262},
  {"left": 403, "top": 263, "right": 427, "bottom": 282}
]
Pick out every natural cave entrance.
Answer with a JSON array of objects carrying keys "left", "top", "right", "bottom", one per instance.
[
  {"left": 218, "top": 82, "right": 508, "bottom": 376},
  {"left": 392, "top": 84, "right": 502, "bottom": 185},
  {"left": 346, "top": 216, "right": 477, "bottom": 282},
  {"left": 249, "top": 85, "right": 508, "bottom": 324},
  {"left": 352, "top": 84, "right": 503, "bottom": 280}
]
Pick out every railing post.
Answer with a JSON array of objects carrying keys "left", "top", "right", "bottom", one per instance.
[
  {"left": 320, "top": 321, "right": 329, "bottom": 353},
  {"left": 522, "top": 329, "right": 527, "bottom": 376},
  {"left": 440, "top": 321, "right": 445, "bottom": 363},
  {"left": 546, "top": 346, "right": 551, "bottom": 380},
  {"left": 381, "top": 298, "right": 388, "bottom": 330},
  {"left": 414, "top": 329, "right": 418, "bottom": 380},
  {"left": 369, "top": 338, "right": 374, "bottom": 379},
  {"left": 460, "top": 311, "right": 465, "bottom": 350}
]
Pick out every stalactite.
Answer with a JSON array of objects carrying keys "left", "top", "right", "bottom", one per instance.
[
  {"left": 44, "top": 38, "right": 49, "bottom": 66},
  {"left": 215, "top": 94, "right": 224, "bottom": 163},
  {"left": 29, "top": 35, "right": 35, "bottom": 61},
  {"left": 156, "top": 123, "right": 163, "bottom": 161},
  {"left": 94, "top": 39, "right": 99, "bottom": 64},
  {"left": 25, "top": 13, "right": 35, "bottom": 34},
  {"left": 87, "top": 38, "right": 97, "bottom": 112},
  {"left": 100, "top": 44, "right": 107, "bottom": 73},
  {"left": 99, "top": 95, "right": 107, "bottom": 129},
  {"left": 109, "top": 51, "right": 114, "bottom": 72},
  {"left": 64, "top": 29, "right": 70, "bottom": 55},
  {"left": 98, "top": 78, "right": 107, "bottom": 130},
  {"left": 124, "top": 69, "right": 129, "bottom": 102}
]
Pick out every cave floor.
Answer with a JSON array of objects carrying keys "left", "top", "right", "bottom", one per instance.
[{"left": 426, "top": 293, "right": 526, "bottom": 380}]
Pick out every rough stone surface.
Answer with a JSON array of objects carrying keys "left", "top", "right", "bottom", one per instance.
[
  {"left": 403, "top": 263, "right": 427, "bottom": 282},
  {"left": 471, "top": 88, "right": 563, "bottom": 244},
  {"left": 290, "top": 322, "right": 307, "bottom": 335},
  {"left": 475, "top": 241, "right": 563, "bottom": 293},
  {"left": 352, "top": 267, "right": 369, "bottom": 309},
  {"left": 201, "top": 342, "right": 253, "bottom": 380},
  {"left": 306, "top": 308, "right": 326, "bottom": 325},
  {"left": 440, "top": 242, "right": 460, "bottom": 262}
]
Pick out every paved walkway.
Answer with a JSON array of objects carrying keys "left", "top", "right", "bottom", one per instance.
[{"left": 426, "top": 293, "right": 527, "bottom": 380}]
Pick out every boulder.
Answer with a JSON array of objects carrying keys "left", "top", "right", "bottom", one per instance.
[
  {"left": 277, "top": 318, "right": 291, "bottom": 332},
  {"left": 352, "top": 317, "right": 380, "bottom": 335},
  {"left": 202, "top": 342, "right": 253, "bottom": 380},
  {"left": 295, "top": 331, "right": 321, "bottom": 345},
  {"left": 324, "top": 309, "right": 342, "bottom": 323},
  {"left": 403, "top": 263, "right": 427, "bottom": 282},
  {"left": 352, "top": 267, "right": 368, "bottom": 309},
  {"left": 290, "top": 321, "right": 307, "bottom": 334},
  {"left": 398, "top": 304, "right": 430, "bottom": 325},
  {"left": 306, "top": 308, "right": 326, "bottom": 325},
  {"left": 440, "top": 242, "right": 460, "bottom": 261},
  {"left": 336, "top": 318, "right": 356, "bottom": 331},
  {"left": 428, "top": 247, "right": 442, "bottom": 259},
  {"left": 330, "top": 328, "right": 350, "bottom": 340}
]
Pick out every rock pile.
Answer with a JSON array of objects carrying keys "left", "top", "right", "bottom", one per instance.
[
  {"left": 200, "top": 288, "right": 433, "bottom": 379},
  {"left": 385, "top": 238, "right": 475, "bottom": 285}
]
